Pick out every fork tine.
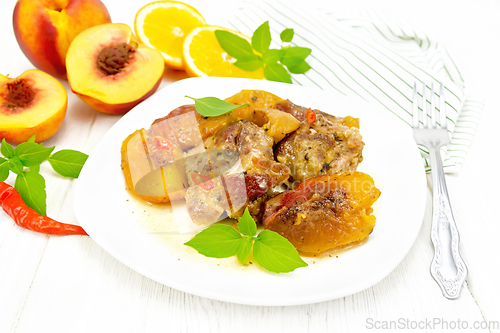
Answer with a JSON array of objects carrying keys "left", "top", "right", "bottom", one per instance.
[
  {"left": 430, "top": 82, "right": 436, "bottom": 128},
  {"left": 439, "top": 82, "right": 446, "bottom": 129},
  {"left": 412, "top": 82, "right": 419, "bottom": 128},
  {"left": 421, "top": 82, "right": 428, "bottom": 127}
]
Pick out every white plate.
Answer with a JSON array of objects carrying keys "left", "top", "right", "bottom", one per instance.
[{"left": 74, "top": 77, "right": 426, "bottom": 306}]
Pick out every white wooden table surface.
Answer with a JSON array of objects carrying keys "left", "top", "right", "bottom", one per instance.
[{"left": 1, "top": 0, "right": 499, "bottom": 332}]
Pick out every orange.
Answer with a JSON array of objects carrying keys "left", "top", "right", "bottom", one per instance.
[
  {"left": 182, "top": 25, "right": 265, "bottom": 79},
  {"left": 134, "top": 1, "right": 206, "bottom": 70}
]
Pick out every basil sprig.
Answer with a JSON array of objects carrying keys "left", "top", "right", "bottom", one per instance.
[
  {"left": 14, "top": 172, "right": 47, "bottom": 216},
  {"left": 215, "top": 21, "right": 312, "bottom": 84},
  {"left": 185, "top": 96, "right": 248, "bottom": 117},
  {"left": 185, "top": 208, "right": 308, "bottom": 273},
  {"left": 0, "top": 136, "right": 88, "bottom": 215}
]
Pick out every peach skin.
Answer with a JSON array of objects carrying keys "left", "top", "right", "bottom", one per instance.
[{"left": 13, "top": 0, "right": 112, "bottom": 80}]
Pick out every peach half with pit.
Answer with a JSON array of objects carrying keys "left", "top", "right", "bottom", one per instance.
[
  {"left": 13, "top": 0, "right": 112, "bottom": 80},
  {"left": 0, "top": 69, "right": 67, "bottom": 143},
  {"left": 66, "top": 23, "right": 165, "bottom": 115}
]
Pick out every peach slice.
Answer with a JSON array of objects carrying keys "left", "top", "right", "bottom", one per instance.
[
  {"left": 66, "top": 23, "right": 165, "bottom": 115},
  {"left": 121, "top": 129, "right": 188, "bottom": 203},
  {"left": 0, "top": 69, "right": 67, "bottom": 144},
  {"left": 13, "top": 0, "right": 112, "bottom": 79}
]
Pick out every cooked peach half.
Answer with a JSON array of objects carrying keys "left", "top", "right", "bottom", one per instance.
[
  {"left": 66, "top": 23, "right": 165, "bottom": 115},
  {"left": 0, "top": 69, "right": 67, "bottom": 143},
  {"left": 263, "top": 172, "right": 381, "bottom": 255}
]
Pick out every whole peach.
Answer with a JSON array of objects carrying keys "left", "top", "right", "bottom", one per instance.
[{"left": 13, "top": 0, "right": 112, "bottom": 80}]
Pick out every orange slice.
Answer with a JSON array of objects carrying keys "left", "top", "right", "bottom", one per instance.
[
  {"left": 183, "top": 25, "right": 265, "bottom": 79},
  {"left": 134, "top": 1, "right": 206, "bottom": 70}
]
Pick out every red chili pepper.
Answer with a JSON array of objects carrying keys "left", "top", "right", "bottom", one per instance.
[
  {"left": 0, "top": 182, "right": 88, "bottom": 236},
  {"left": 190, "top": 173, "right": 214, "bottom": 191},
  {"left": 306, "top": 108, "right": 316, "bottom": 124}
]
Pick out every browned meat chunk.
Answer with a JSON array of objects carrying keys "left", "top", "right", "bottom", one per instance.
[
  {"left": 184, "top": 149, "right": 247, "bottom": 225},
  {"left": 148, "top": 105, "right": 203, "bottom": 150},
  {"left": 184, "top": 177, "right": 230, "bottom": 225},
  {"left": 204, "top": 120, "right": 290, "bottom": 201},
  {"left": 185, "top": 121, "right": 290, "bottom": 225},
  {"left": 275, "top": 113, "right": 364, "bottom": 183}
]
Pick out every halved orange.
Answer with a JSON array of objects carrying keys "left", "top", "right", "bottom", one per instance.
[
  {"left": 183, "top": 25, "right": 265, "bottom": 79},
  {"left": 134, "top": 1, "right": 206, "bottom": 70}
]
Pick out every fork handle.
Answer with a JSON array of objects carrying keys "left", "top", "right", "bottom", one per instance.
[{"left": 428, "top": 146, "right": 468, "bottom": 299}]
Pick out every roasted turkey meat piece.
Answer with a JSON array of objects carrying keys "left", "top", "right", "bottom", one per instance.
[
  {"left": 275, "top": 99, "right": 360, "bottom": 128},
  {"left": 205, "top": 120, "right": 290, "bottom": 201},
  {"left": 148, "top": 104, "right": 203, "bottom": 150},
  {"left": 185, "top": 121, "right": 290, "bottom": 225},
  {"left": 184, "top": 177, "right": 229, "bottom": 225},
  {"left": 275, "top": 114, "right": 364, "bottom": 183}
]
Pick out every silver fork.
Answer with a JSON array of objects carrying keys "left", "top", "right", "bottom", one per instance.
[{"left": 412, "top": 81, "right": 468, "bottom": 299}]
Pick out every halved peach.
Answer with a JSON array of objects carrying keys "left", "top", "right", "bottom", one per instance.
[
  {"left": 0, "top": 69, "right": 67, "bottom": 143},
  {"left": 66, "top": 23, "right": 165, "bottom": 115}
]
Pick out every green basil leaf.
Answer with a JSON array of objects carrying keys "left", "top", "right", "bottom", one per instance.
[
  {"left": 14, "top": 171, "right": 47, "bottom": 216},
  {"left": 287, "top": 61, "right": 311, "bottom": 74},
  {"left": 253, "top": 230, "right": 308, "bottom": 273},
  {"left": 0, "top": 158, "right": 9, "bottom": 182},
  {"left": 1, "top": 139, "right": 15, "bottom": 158},
  {"left": 238, "top": 208, "right": 257, "bottom": 237},
  {"left": 29, "top": 164, "right": 40, "bottom": 174},
  {"left": 184, "top": 224, "right": 244, "bottom": 258},
  {"left": 8, "top": 156, "right": 24, "bottom": 175},
  {"left": 280, "top": 47, "right": 312, "bottom": 68},
  {"left": 234, "top": 54, "right": 263, "bottom": 72},
  {"left": 215, "top": 30, "right": 254, "bottom": 59},
  {"left": 252, "top": 21, "right": 271, "bottom": 53},
  {"left": 262, "top": 49, "right": 284, "bottom": 65},
  {"left": 280, "top": 28, "right": 294, "bottom": 43},
  {"left": 236, "top": 237, "right": 253, "bottom": 264},
  {"left": 48, "top": 150, "right": 89, "bottom": 178},
  {"left": 264, "top": 63, "right": 292, "bottom": 84},
  {"left": 27, "top": 135, "right": 36, "bottom": 143},
  {"left": 185, "top": 96, "right": 248, "bottom": 117},
  {"left": 15, "top": 142, "right": 54, "bottom": 166}
]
